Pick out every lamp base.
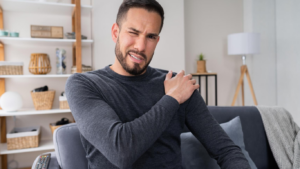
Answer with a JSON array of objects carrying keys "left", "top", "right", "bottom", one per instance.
[{"left": 231, "top": 65, "right": 258, "bottom": 106}]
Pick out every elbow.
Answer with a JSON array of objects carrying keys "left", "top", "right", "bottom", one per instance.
[{"left": 113, "top": 153, "right": 133, "bottom": 169}]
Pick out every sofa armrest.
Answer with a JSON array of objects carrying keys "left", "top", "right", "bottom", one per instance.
[{"left": 32, "top": 151, "right": 60, "bottom": 169}]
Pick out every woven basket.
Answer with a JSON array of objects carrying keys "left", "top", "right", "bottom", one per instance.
[
  {"left": 31, "top": 90, "right": 55, "bottom": 110},
  {"left": 0, "top": 65, "right": 23, "bottom": 75},
  {"left": 7, "top": 135, "right": 40, "bottom": 150},
  {"left": 0, "top": 62, "right": 23, "bottom": 75},
  {"left": 59, "top": 100, "right": 70, "bottom": 109},
  {"left": 28, "top": 53, "right": 51, "bottom": 75},
  {"left": 7, "top": 126, "right": 40, "bottom": 150}
]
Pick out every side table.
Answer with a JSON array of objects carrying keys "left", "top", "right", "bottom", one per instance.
[{"left": 191, "top": 73, "right": 218, "bottom": 106}]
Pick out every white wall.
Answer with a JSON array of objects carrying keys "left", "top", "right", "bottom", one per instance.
[
  {"left": 184, "top": 0, "right": 244, "bottom": 106},
  {"left": 276, "top": 0, "right": 300, "bottom": 125},
  {"left": 0, "top": 0, "right": 92, "bottom": 167},
  {"left": 244, "top": 0, "right": 300, "bottom": 126},
  {"left": 92, "top": 0, "right": 185, "bottom": 72},
  {"left": 243, "top": 0, "right": 277, "bottom": 107}
]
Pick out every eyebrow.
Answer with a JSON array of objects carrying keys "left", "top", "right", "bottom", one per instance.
[{"left": 128, "top": 27, "right": 159, "bottom": 37}]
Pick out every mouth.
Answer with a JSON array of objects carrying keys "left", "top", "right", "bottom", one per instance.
[{"left": 128, "top": 52, "right": 144, "bottom": 64}]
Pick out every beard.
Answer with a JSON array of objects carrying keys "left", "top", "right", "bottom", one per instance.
[{"left": 115, "top": 38, "right": 153, "bottom": 76}]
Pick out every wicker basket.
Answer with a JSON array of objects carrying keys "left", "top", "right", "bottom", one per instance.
[
  {"left": 28, "top": 53, "right": 51, "bottom": 75},
  {"left": 31, "top": 90, "right": 55, "bottom": 110},
  {"left": 59, "top": 96, "right": 69, "bottom": 109},
  {"left": 59, "top": 100, "right": 70, "bottom": 109},
  {"left": 7, "top": 126, "right": 40, "bottom": 150},
  {"left": 49, "top": 122, "right": 74, "bottom": 134},
  {"left": 0, "top": 62, "right": 23, "bottom": 75}
]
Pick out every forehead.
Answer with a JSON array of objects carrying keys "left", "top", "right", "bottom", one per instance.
[{"left": 122, "top": 8, "right": 161, "bottom": 34}]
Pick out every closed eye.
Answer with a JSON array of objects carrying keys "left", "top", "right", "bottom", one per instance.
[{"left": 129, "top": 32, "right": 138, "bottom": 35}]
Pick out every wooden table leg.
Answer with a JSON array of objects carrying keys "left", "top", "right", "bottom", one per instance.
[
  {"left": 215, "top": 75, "right": 218, "bottom": 106},
  {"left": 205, "top": 75, "right": 208, "bottom": 105}
]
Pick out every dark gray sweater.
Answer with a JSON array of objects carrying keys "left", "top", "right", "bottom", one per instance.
[{"left": 65, "top": 64, "right": 251, "bottom": 169}]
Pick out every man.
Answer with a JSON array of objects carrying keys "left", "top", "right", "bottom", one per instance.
[{"left": 65, "top": 0, "right": 251, "bottom": 168}]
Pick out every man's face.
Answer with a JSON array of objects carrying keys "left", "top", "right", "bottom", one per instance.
[{"left": 112, "top": 8, "right": 161, "bottom": 75}]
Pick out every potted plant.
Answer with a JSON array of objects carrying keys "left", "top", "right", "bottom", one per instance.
[{"left": 197, "top": 53, "right": 207, "bottom": 73}]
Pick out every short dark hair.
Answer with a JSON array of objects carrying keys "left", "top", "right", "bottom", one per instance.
[{"left": 116, "top": 0, "right": 165, "bottom": 33}]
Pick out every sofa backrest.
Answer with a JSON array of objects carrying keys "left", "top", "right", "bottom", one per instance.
[
  {"left": 54, "top": 106, "right": 279, "bottom": 169},
  {"left": 207, "top": 106, "right": 279, "bottom": 169}
]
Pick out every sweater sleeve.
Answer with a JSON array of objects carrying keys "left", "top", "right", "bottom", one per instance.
[
  {"left": 65, "top": 73, "right": 179, "bottom": 169},
  {"left": 184, "top": 91, "right": 251, "bottom": 169}
]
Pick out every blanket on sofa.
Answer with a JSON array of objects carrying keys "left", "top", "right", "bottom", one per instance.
[{"left": 256, "top": 106, "right": 300, "bottom": 169}]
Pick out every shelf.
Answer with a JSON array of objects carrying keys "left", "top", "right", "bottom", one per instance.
[
  {"left": 0, "top": 139, "right": 54, "bottom": 155},
  {"left": 1, "top": 0, "right": 92, "bottom": 16},
  {"left": 0, "top": 37, "right": 93, "bottom": 47},
  {"left": 0, "top": 108, "right": 71, "bottom": 116},
  {"left": 0, "top": 74, "right": 72, "bottom": 78}
]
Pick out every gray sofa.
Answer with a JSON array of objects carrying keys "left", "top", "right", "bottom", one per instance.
[{"left": 32, "top": 106, "right": 279, "bottom": 169}]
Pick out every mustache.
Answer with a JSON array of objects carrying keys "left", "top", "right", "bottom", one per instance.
[{"left": 126, "top": 50, "right": 147, "bottom": 60}]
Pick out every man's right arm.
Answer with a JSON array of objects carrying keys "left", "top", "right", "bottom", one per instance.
[{"left": 65, "top": 73, "right": 179, "bottom": 169}]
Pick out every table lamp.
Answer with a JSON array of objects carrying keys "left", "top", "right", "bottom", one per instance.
[{"left": 228, "top": 32, "right": 260, "bottom": 106}]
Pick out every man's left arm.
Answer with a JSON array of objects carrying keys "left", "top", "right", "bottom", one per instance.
[{"left": 184, "top": 91, "right": 251, "bottom": 169}]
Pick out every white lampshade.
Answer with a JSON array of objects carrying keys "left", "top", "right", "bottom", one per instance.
[
  {"left": 0, "top": 91, "right": 23, "bottom": 112},
  {"left": 228, "top": 32, "right": 260, "bottom": 55}
]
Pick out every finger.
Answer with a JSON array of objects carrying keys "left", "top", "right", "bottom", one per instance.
[
  {"left": 182, "top": 70, "right": 185, "bottom": 76},
  {"left": 194, "top": 84, "right": 200, "bottom": 89},
  {"left": 184, "top": 74, "right": 192, "bottom": 80},
  {"left": 190, "top": 79, "right": 196, "bottom": 85},
  {"left": 165, "top": 70, "right": 172, "bottom": 80},
  {"left": 178, "top": 70, "right": 184, "bottom": 77}
]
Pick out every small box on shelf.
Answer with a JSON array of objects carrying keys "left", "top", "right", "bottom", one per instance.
[
  {"left": 71, "top": 64, "right": 92, "bottom": 74},
  {"left": 7, "top": 126, "right": 41, "bottom": 150},
  {"left": 31, "top": 25, "right": 63, "bottom": 39},
  {"left": 59, "top": 96, "right": 69, "bottom": 109}
]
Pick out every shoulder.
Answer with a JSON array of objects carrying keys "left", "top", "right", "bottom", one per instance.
[
  {"left": 66, "top": 67, "right": 111, "bottom": 88},
  {"left": 149, "top": 66, "right": 177, "bottom": 79}
]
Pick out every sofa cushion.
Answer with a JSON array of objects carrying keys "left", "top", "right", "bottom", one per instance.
[{"left": 181, "top": 116, "right": 257, "bottom": 169}]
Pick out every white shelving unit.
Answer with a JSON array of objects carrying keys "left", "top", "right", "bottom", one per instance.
[
  {"left": 0, "top": 37, "right": 93, "bottom": 47},
  {"left": 0, "top": 0, "right": 92, "bottom": 168},
  {"left": 0, "top": 74, "right": 72, "bottom": 78},
  {"left": 0, "top": 139, "right": 54, "bottom": 155},
  {"left": 1, "top": 0, "right": 92, "bottom": 16},
  {"left": 0, "top": 108, "right": 71, "bottom": 116}
]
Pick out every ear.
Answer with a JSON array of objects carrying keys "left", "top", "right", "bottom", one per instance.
[
  {"left": 111, "top": 23, "right": 119, "bottom": 43},
  {"left": 156, "top": 35, "right": 160, "bottom": 43}
]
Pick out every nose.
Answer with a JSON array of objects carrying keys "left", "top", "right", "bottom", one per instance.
[{"left": 134, "top": 36, "right": 146, "bottom": 53}]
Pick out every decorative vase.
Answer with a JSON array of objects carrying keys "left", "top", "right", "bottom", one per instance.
[
  {"left": 56, "top": 48, "right": 67, "bottom": 74},
  {"left": 197, "top": 60, "right": 207, "bottom": 73},
  {"left": 0, "top": 91, "right": 23, "bottom": 112},
  {"left": 28, "top": 53, "right": 51, "bottom": 75}
]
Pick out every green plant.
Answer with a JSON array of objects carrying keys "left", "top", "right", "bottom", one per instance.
[{"left": 199, "top": 53, "right": 205, "bottom": 60}]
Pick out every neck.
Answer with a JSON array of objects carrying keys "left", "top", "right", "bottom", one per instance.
[{"left": 110, "top": 57, "right": 146, "bottom": 76}]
